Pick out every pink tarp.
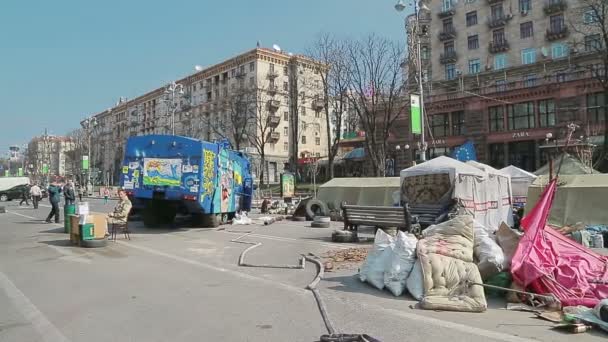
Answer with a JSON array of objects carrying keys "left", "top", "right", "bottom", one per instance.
[{"left": 511, "top": 179, "right": 608, "bottom": 307}]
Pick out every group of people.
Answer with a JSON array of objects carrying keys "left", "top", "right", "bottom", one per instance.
[{"left": 44, "top": 180, "right": 82, "bottom": 223}]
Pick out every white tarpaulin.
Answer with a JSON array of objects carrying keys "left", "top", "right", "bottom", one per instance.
[
  {"left": 500, "top": 165, "right": 537, "bottom": 207},
  {"left": 400, "top": 156, "right": 513, "bottom": 232}
]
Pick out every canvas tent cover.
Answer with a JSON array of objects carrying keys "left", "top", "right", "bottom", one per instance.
[
  {"left": 500, "top": 165, "right": 537, "bottom": 206},
  {"left": 525, "top": 174, "right": 608, "bottom": 226},
  {"left": 400, "top": 156, "right": 513, "bottom": 231},
  {"left": 535, "top": 153, "right": 599, "bottom": 176},
  {"left": 317, "top": 177, "right": 401, "bottom": 209}
]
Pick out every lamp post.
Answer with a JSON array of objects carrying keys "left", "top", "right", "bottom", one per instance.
[
  {"left": 395, "top": 144, "right": 411, "bottom": 169},
  {"left": 162, "top": 82, "right": 185, "bottom": 135},
  {"left": 395, "top": 0, "right": 429, "bottom": 161},
  {"left": 81, "top": 116, "right": 98, "bottom": 195}
]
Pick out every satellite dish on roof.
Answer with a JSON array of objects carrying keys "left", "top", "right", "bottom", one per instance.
[
  {"left": 194, "top": 65, "right": 203, "bottom": 71},
  {"left": 272, "top": 44, "right": 281, "bottom": 52}
]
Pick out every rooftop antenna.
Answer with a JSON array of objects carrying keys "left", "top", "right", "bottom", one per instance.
[{"left": 256, "top": 40, "right": 261, "bottom": 48}]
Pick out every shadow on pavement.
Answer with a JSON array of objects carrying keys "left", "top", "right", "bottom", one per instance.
[
  {"left": 39, "top": 227, "right": 65, "bottom": 234},
  {"left": 39, "top": 239, "right": 76, "bottom": 248}
]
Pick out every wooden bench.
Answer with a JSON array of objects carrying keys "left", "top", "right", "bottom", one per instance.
[{"left": 341, "top": 204, "right": 408, "bottom": 231}]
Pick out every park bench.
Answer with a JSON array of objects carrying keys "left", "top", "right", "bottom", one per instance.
[{"left": 341, "top": 203, "right": 449, "bottom": 232}]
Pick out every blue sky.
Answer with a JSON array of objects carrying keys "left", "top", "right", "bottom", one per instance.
[{"left": 0, "top": 0, "right": 408, "bottom": 153}]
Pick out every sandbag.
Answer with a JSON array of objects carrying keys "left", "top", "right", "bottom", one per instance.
[
  {"left": 495, "top": 222, "right": 521, "bottom": 270},
  {"left": 406, "top": 260, "right": 424, "bottom": 300},
  {"left": 359, "top": 229, "right": 394, "bottom": 290},
  {"left": 473, "top": 220, "right": 505, "bottom": 280},
  {"left": 384, "top": 232, "right": 417, "bottom": 296}
]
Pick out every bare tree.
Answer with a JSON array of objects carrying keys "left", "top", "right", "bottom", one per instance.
[
  {"left": 248, "top": 85, "right": 278, "bottom": 186},
  {"left": 66, "top": 128, "right": 89, "bottom": 184},
  {"left": 307, "top": 33, "right": 352, "bottom": 179},
  {"left": 344, "top": 34, "right": 406, "bottom": 177},
  {"left": 570, "top": 0, "right": 608, "bottom": 169}
]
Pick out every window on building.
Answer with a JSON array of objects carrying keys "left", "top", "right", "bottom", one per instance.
[
  {"left": 445, "top": 63, "right": 456, "bottom": 80},
  {"left": 301, "top": 135, "right": 307, "bottom": 144},
  {"left": 442, "top": 0, "right": 453, "bottom": 11},
  {"left": 550, "top": 14, "right": 565, "bottom": 32},
  {"left": 466, "top": 11, "right": 477, "bottom": 26},
  {"left": 523, "top": 74, "right": 537, "bottom": 87},
  {"left": 284, "top": 111, "right": 289, "bottom": 121},
  {"left": 468, "top": 35, "right": 479, "bottom": 50},
  {"left": 283, "top": 66, "right": 288, "bottom": 75},
  {"left": 442, "top": 18, "right": 453, "bottom": 32},
  {"left": 283, "top": 81, "right": 288, "bottom": 91},
  {"left": 239, "top": 65, "right": 245, "bottom": 74},
  {"left": 538, "top": 99, "right": 556, "bottom": 127},
  {"left": 231, "top": 69, "right": 236, "bottom": 77},
  {"left": 584, "top": 7, "right": 598, "bottom": 24},
  {"left": 444, "top": 41, "right": 454, "bottom": 54},
  {"left": 507, "top": 101, "right": 535, "bottom": 130},
  {"left": 493, "top": 28, "right": 505, "bottom": 43},
  {"left": 491, "top": 4, "right": 504, "bottom": 19},
  {"left": 520, "top": 22, "right": 533, "bottom": 39},
  {"left": 489, "top": 106, "right": 505, "bottom": 132},
  {"left": 552, "top": 43, "right": 569, "bottom": 59},
  {"left": 585, "top": 34, "right": 602, "bottom": 51},
  {"left": 283, "top": 142, "right": 288, "bottom": 151},
  {"left": 556, "top": 71, "right": 567, "bottom": 82},
  {"left": 521, "top": 48, "right": 536, "bottom": 65},
  {"left": 431, "top": 113, "right": 450, "bottom": 137},
  {"left": 468, "top": 59, "right": 481, "bottom": 74},
  {"left": 239, "top": 79, "right": 245, "bottom": 89},
  {"left": 249, "top": 77, "right": 255, "bottom": 87},
  {"left": 249, "top": 62, "right": 255, "bottom": 72},
  {"left": 451, "top": 111, "right": 465, "bottom": 135},
  {"left": 421, "top": 46, "right": 430, "bottom": 59},
  {"left": 315, "top": 111, "right": 320, "bottom": 118},
  {"left": 519, "top": 0, "right": 531, "bottom": 13},
  {"left": 315, "top": 137, "right": 321, "bottom": 145},
  {"left": 587, "top": 92, "right": 606, "bottom": 122},
  {"left": 494, "top": 54, "right": 507, "bottom": 70},
  {"left": 283, "top": 126, "right": 288, "bottom": 136}
]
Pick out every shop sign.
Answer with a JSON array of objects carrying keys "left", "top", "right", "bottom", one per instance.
[{"left": 512, "top": 131, "right": 530, "bottom": 139}]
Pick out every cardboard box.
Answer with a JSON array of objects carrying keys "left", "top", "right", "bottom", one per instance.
[
  {"left": 69, "top": 212, "right": 108, "bottom": 242},
  {"left": 91, "top": 213, "right": 108, "bottom": 238}
]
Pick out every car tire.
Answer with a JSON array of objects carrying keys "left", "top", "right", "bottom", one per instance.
[
  {"left": 81, "top": 238, "right": 108, "bottom": 248},
  {"left": 305, "top": 199, "right": 328, "bottom": 220},
  {"left": 314, "top": 216, "right": 331, "bottom": 223},
  {"left": 0, "top": 194, "right": 7, "bottom": 202},
  {"left": 292, "top": 216, "right": 306, "bottom": 221},
  {"left": 331, "top": 230, "right": 358, "bottom": 243},
  {"left": 310, "top": 222, "right": 330, "bottom": 228}
]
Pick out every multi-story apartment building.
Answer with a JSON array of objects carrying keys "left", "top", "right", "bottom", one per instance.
[
  {"left": 85, "top": 47, "right": 328, "bottom": 185},
  {"left": 399, "top": 0, "right": 606, "bottom": 172},
  {"left": 27, "top": 134, "right": 75, "bottom": 183}
]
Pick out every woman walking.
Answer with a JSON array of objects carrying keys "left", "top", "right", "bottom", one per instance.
[{"left": 103, "top": 188, "right": 110, "bottom": 204}]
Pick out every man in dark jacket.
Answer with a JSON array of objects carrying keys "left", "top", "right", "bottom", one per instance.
[
  {"left": 19, "top": 184, "right": 30, "bottom": 206},
  {"left": 63, "top": 181, "right": 75, "bottom": 205},
  {"left": 45, "top": 180, "right": 62, "bottom": 223}
]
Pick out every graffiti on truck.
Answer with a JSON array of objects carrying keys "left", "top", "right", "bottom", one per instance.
[
  {"left": 142, "top": 158, "right": 182, "bottom": 186},
  {"left": 202, "top": 150, "right": 216, "bottom": 200}
]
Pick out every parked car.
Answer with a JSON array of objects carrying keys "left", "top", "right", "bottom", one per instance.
[{"left": 0, "top": 184, "right": 29, "bottom": 202}]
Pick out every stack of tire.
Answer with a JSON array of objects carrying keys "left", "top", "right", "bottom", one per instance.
[{"left": 311, "top": 216, "right": 330, "bottom": 228}]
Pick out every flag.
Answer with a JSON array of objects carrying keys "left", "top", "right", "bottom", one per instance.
[
  {"left": 18, "top": 168, "right": 23, "bottom": 176},
  {"left": 451, "top": 140, "right": 477, "bottom": 162}
]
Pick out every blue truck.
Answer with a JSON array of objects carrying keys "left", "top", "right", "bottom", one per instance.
[{"left": 120, "top": 135, "right": 253, "bottom": 227}]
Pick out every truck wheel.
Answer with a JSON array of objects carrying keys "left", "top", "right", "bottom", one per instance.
[
  {"left": 305, "top": 199, "right": 328, "bottom": 220},
  {"left": 159, "top": 205, "right": 177, "bottom": 224},
  {"left": 143, "top": 206, "right": 160, "bottom": 228},
  {"left": 202, "top": 214, "right": 220, "bottom": 228},
  {"left": 0, "top": 194, "right": 7, "bottom": 202},
  {"left": 191, "top": 213, "right": 205, "bottom": 227}
]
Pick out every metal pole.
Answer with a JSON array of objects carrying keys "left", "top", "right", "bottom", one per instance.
[
  {"left": 415, "top": 3, "right": 427, "bottom": 162},
  {"left": 87, "top": 127, "right": 91, "bottom": 195}
]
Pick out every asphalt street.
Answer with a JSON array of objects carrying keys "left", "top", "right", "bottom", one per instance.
[{"left": 0, "top": 198, "right": 606, "bottom": 342}]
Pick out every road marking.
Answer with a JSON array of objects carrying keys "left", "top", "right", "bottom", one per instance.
[
  {"left": 117, "top": 241, "right": 534, "bottom": 342},
  {"left": 218, "top": 231, "right": 358, "bottom": 249},
  {"left": 0, "top": 271, "right": 70, "bottom": 342},
  {"left": 6, "top": 210, "right": 43, "bottom": 220}
]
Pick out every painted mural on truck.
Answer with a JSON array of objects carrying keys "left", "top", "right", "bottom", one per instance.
[
  {"left": 218, "top": 149, "right": 234, "bottom": 213},
  {"left": 201, "top": 150, "right": 216, "bottom": 201},
  {"left": 142, "top": 158, "right": 182, "bottom": 186}
]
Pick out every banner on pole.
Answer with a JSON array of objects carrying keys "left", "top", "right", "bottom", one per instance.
[
  {"left": 410, "top": 94, "right": 422, "bottom": 134},
  {"left": 18, "top": 168, "right": 23, "bottom": 176},
  {"left": 42, "top": 163, "right": 49, "bottom": 174},
  {"left": 82, "top": 155, "right": 89, "bottom": 170}
]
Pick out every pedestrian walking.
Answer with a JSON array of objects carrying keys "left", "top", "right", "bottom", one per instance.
[
  {"left": 19, "top": 184, "right": 30, "bottom": 206},
  {"left": 103, "top": 188, "right": 110, "bottom": 204},
  {"left": 29, "top": 183, "right": 42, "bottom": 209},
  {"left": 77, "top": 185, "right": 83, "bottom": 202},
  {"left": 63, "top": 180, "right": 75, "bottom": 205},
  {"left": 45, "top": 180, "right": 62, "bottom": 223}
]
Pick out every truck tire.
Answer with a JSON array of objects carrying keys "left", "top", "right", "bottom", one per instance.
[
  {"left": 310, "top": 222, "right": 330, "bottom": 228},
  {"left": 143, "top": 206, "right": 160, "bottom": 228},
  {"left": 191, "top": 213, "right": 205, "bottom": 227},
  {"left": 202, "top": 214, "right": 220, "bottom": 228},
  {"left": 305, "top": 199, "right": 328, "bottom": 220}
]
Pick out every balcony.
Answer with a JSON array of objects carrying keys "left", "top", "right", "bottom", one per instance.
[
  {"left": 267, "top": 99, "right": 280, "bottom": 111},
  {"left": 487, "top": 0, "right": 503, "bottom": 3},
  {"left": 543, "top": 0, "right": 567, "bottom": 15},
  {"left": 312, "top": 98, "right": 325, "bottom": 111},
  {"left": 439, "top": 51, "right": 457, "bottom": 64},
  {"left": 437, "top": 8, "right": 455, "bottom": 18},
  {"left": 267, "top": 115, "right": 280, "bottom": 127},
  {"left": 489, "top": 40, "right": 510, "bottom": 53},
  {"left": 488, "top": 14, "right": 512, "bottom": 28},
  {"left": 267, "top": 131, "right": 280, "bottom": 143},
  {"left": 546, "top": 26, "right": 569, "bottom": 41},
  {"left": 438, "top": 27, "right": 457, "bottom": 41},
  {"left": 267, "top": 83, "right": 279, "bottom": 94},
  {"left": 267, "top": 69, "right": 279, "bottom": 79},
  {"left": 235, "top": 70, "right": 246, "bottom": 79}
]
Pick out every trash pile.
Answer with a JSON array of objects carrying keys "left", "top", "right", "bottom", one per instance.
[{"left": 322, "top": 248, "right": 369, "bottom": 272}]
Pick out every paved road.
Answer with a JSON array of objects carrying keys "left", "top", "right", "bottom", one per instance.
[{"left": 0, "top": 199, "right": 606, "bottom": 342}]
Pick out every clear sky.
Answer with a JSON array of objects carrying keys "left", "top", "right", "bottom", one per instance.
[{"left": 0, "top": 0, "right": 409, "bottom": 153}]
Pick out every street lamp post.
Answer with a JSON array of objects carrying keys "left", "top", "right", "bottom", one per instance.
[
  {"left": 395, "top": 0, "right": 429, "bottom": 161},
  {"left": 162, "top": 82, "right": 185, "bottom": 135}
]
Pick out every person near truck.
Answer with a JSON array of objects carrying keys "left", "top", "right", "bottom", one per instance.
[
  {"left": 29, "top": 183, "right": 42, "bottom": 209},
  {"left": 63, "top": 180, "right": 75, "bottom": 205},
  {"left": 19, "top": 184, "right": 30, "bottom": 206},
  {"left": 45, "top": 180, "right": 62, "bottom": 223},
  {"left": 106, "top": 189, "right": 132, "bottom": 236}
]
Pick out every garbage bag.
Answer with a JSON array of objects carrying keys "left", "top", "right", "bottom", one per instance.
[
  {"left": 495, "top": 222, "right": 521, "bottom": 270},
  {"left": 359, "top": 229, "right": 394, "bottom": 290},
  {"left": 406, "top": 259, "right": 424, "bottom": 300},
  {"left": 473, "top": 220, "right": 505, "bottom": 280},
  {"left": 233, "top": 212, "right": 252, "bottom": 225},
  {"left": 384, "top": 232, "right": 417, "bottom": 296}
]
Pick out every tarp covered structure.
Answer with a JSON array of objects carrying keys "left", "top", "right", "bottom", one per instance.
[
  {"left": 317, "top": 177, "right": 400, "bottom": 209},
  {"left": 500, "top": 165, "right": 537, "bottom": 207},
  {"left": 511, "top": 179, "right": 608, "bottom": 307},
  {"left": 400, "top": 156, "right": 513, "bottom": 231},
  {"left": 525, "top": 174, "right": 608, "bottom": 226},
  {"left": 534, "top": 153, "right": 598, "bottom": 176}
]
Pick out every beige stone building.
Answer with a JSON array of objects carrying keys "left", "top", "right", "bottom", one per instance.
[
  {"left": 27, "top": 135, "right": 75, "bottom": 183},
  {"left": 85, "top": 47, "right": 328, "bottom": 185}
]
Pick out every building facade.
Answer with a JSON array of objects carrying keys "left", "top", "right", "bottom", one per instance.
[
  {"left": 398, "top": 0, "right": 606, "bottom": 172},
  {"left": 85, "top": 47, "right": 328, "bottom": 185},
  {"left": 27, "top": 135, "right": 75, "bottom": 183}
]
